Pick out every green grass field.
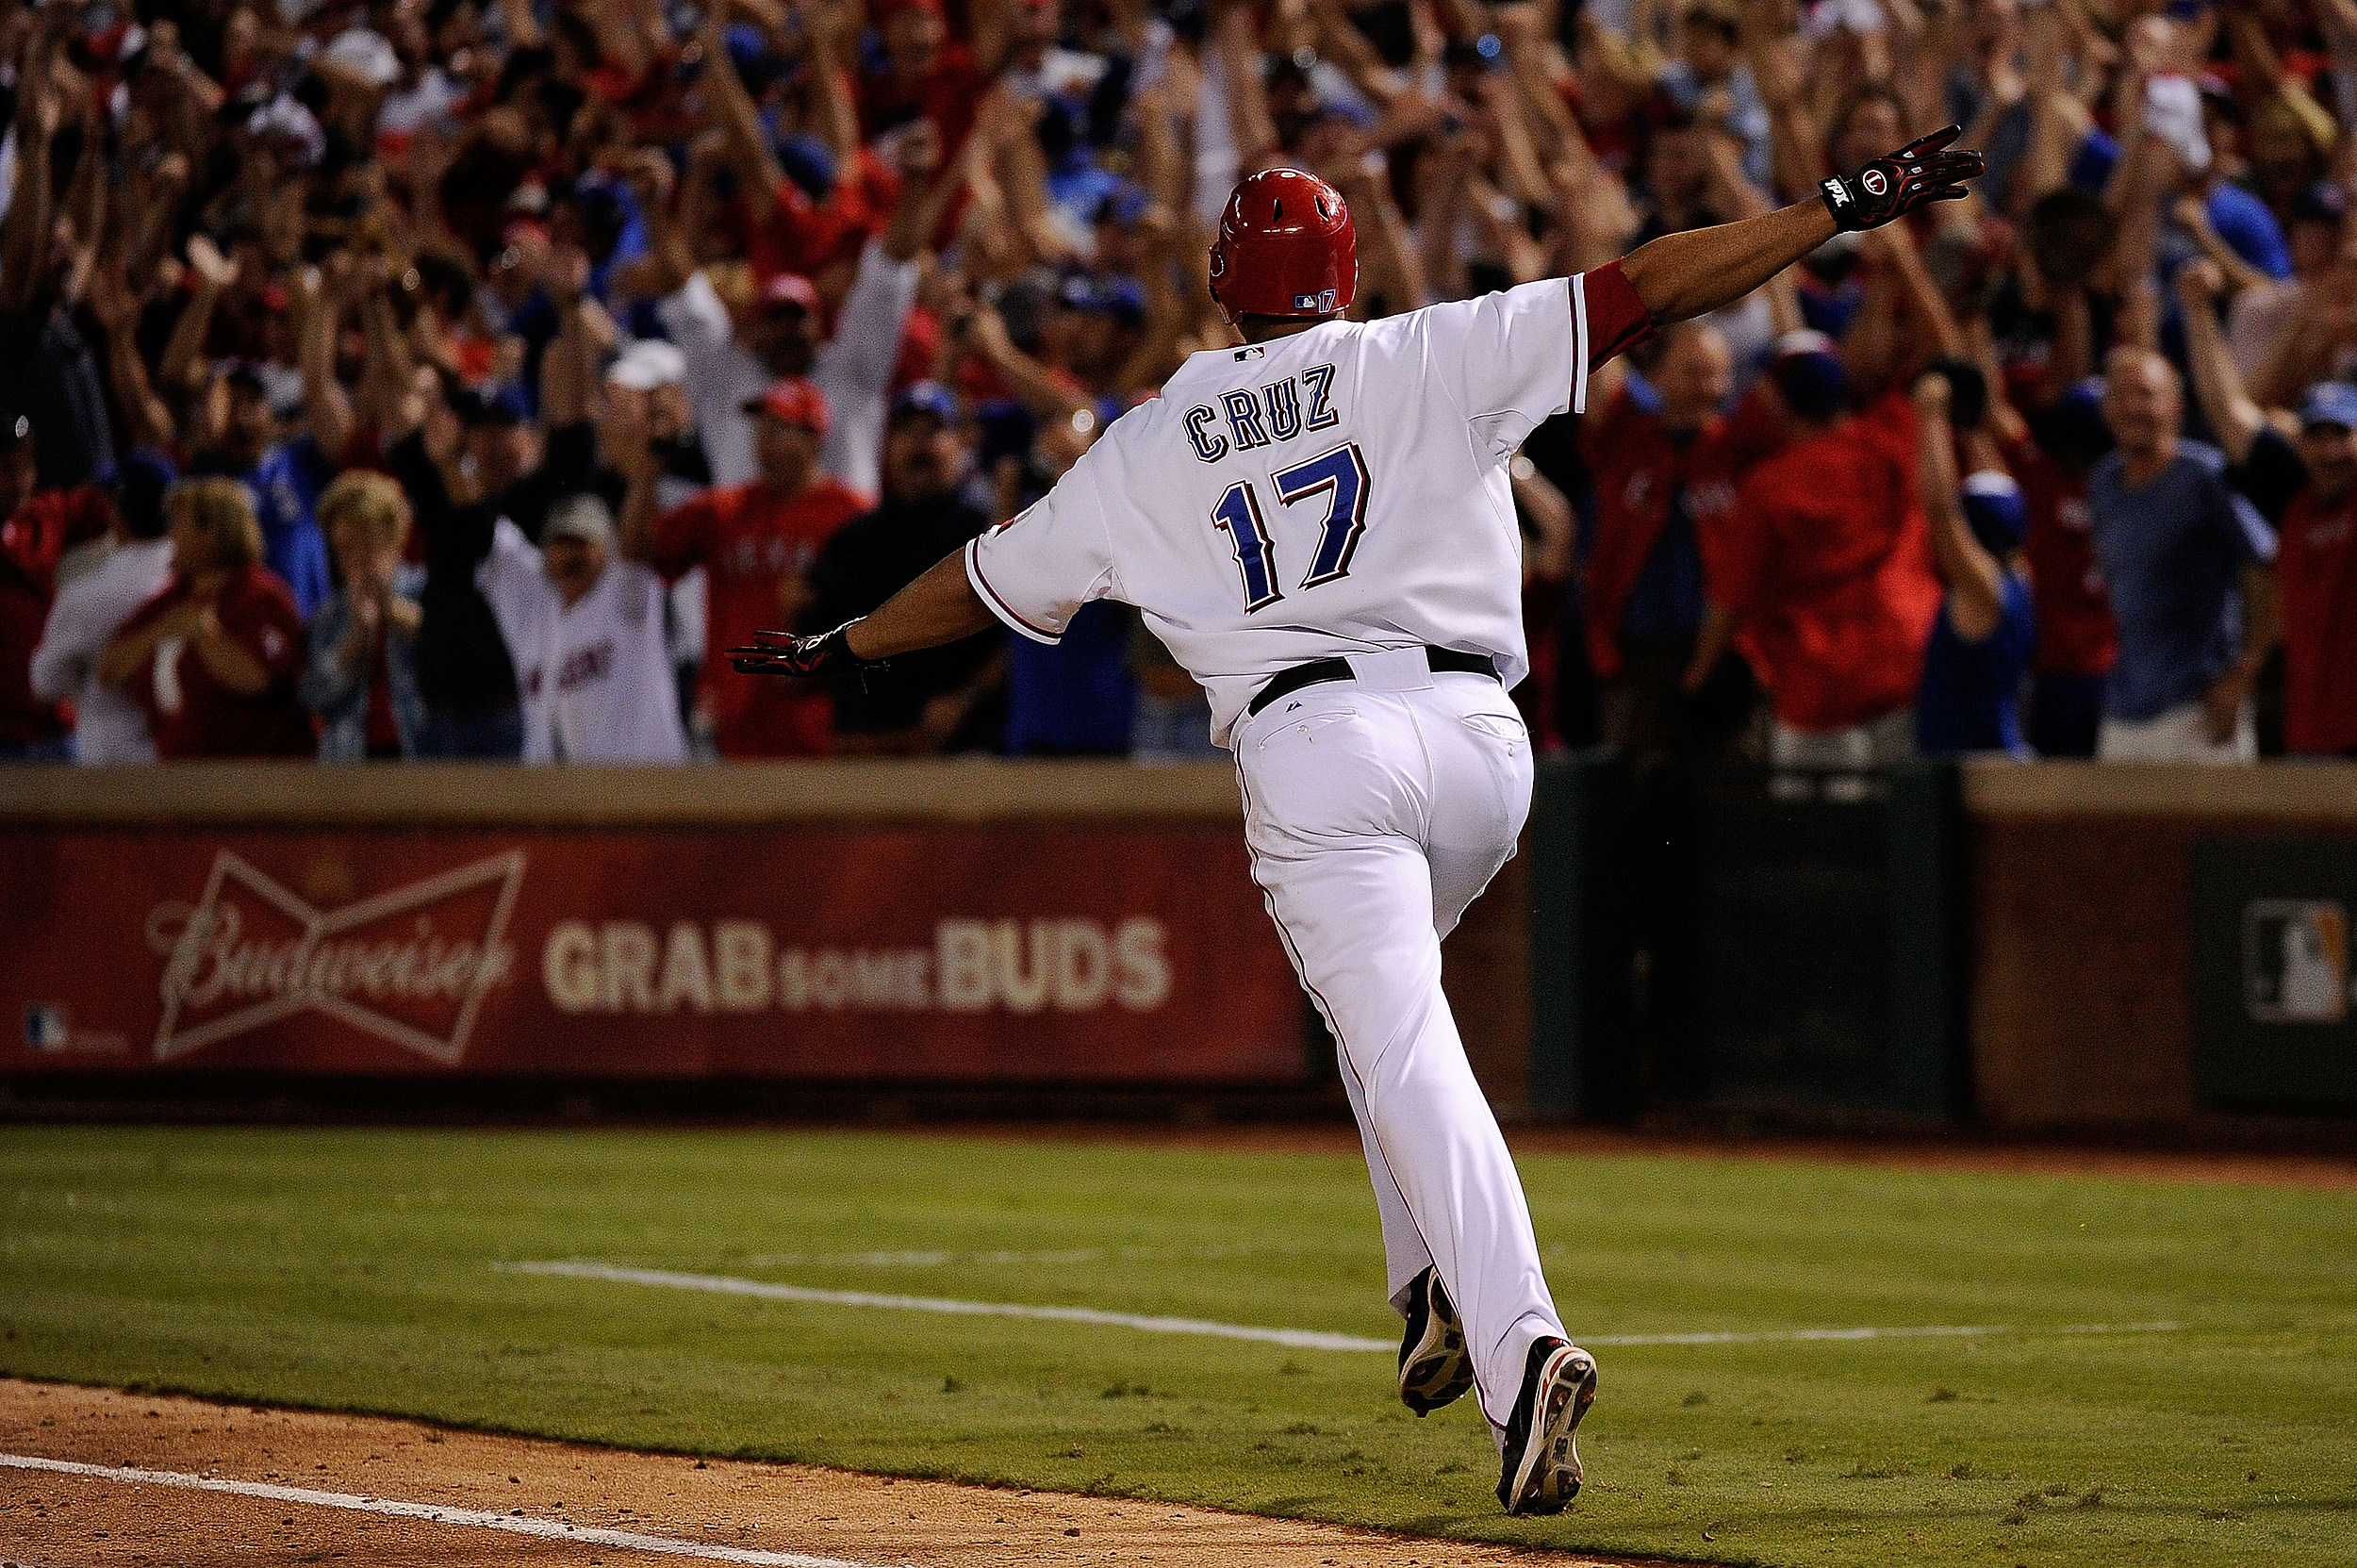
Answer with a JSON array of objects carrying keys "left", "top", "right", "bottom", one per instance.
[{"left": 0, "top": 1126, "right": 2351, "bottom": 1566}]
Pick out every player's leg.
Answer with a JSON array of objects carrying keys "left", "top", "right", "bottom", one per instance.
[
  {"left": 1234, "top": 686, "right": 1561, "bottom": 1430},
  {"left": 1337, "top": 1043, "right": 1434, "bottom": 1312},
  {"left": 1420, "top": 677, "right": 1534, "bottom": 940},
  {"left": 1409, "top": 675, "right": 1598, "bottom": 1514}
]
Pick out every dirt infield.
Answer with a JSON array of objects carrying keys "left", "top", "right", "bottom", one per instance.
[{"left": 0, "top": 1380, "right": 1656, "bottom": 1568}]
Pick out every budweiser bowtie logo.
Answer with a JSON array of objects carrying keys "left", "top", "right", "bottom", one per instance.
[{"left": 141, "top": 850, "right": 526, "bottom": 1064}]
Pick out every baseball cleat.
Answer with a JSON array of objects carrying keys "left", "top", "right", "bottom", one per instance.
[
  {"left": 1494, "top": 1336, "right": 1598, "bottom": 1516},
  {"left": 1397, "top": 1267, "right": 1474, "bottom": 1416}
]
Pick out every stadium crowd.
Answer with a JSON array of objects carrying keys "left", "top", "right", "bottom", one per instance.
[{"left": 0, "top": 0, "right": 2351, "bottom": 767}]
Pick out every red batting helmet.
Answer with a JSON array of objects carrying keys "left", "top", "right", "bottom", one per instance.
[{"left": 1207, "top": 169, "right": 1358, "bottom": 323}]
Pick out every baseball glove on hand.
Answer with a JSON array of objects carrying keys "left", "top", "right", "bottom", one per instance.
[
  {"left": 728, "top": 619, "right": 871, "bottom": 679},
  {"left": 1821, "top": 125, "right": 1985, "bottom": 233}
]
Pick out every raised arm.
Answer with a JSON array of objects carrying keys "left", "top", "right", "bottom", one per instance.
[
  {"left": 0, "top": 56, "right": 59, "bottom": 315},
  {"left": 88, "top": 266, "right": 177, "bottom": 449},
  {"left": 159, "top": 236, "right": 237, "bottom": 398},
  {"left": 2176, "top": 258, "right": 2269, "bottom": 467},
  {"left": 1912, "top": 371, "right": 2005, "bottom": 643},
  {"left": 297, "top": 261, "right": 357, "bottom": 461},
  {"left": 699, "top": 5, "right": 791, "bottom": 219},
  {"left": 1620, "top": 126, "right": 1983, "bottom": 326}
]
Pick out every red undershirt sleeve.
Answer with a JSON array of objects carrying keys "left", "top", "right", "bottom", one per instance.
[{"left": 1575, "top": 261, "right": 1656, "bottom": 382}]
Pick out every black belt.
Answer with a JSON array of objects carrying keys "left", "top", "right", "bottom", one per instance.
[{"left": 1246, "top": 646, "right": 1498, "bottom": 719}]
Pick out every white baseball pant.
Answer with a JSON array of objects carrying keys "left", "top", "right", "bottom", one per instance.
[{"left": 1232, "top": 650, "right": 1563, "bottom": 1434}]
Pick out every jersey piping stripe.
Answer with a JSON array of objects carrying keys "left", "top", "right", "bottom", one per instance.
[
  {"left": 1231, "top": 754, "right": 1512, "bottom": 1432},
  {"left": 964, "top": 539, "right": 1063, "bottom": 645},
  {"left": 1570, "top": 273, "right": 1590, "bottom": 417}
]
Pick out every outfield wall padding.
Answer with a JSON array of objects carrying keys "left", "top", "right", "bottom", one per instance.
[
  {"left": 1963, "top": 762, "right": 2357, "bottom": 1128},
  {"left": 0, "top": 763, "right": 1318, "bottom": 1088},
  {"left": 1521, "top": 757, "right": 2357, "bottom": 1131}
]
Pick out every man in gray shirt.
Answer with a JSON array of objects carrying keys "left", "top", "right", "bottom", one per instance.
[{"left": 2085, "top": 347, "right": 2279, "bottom": 761}]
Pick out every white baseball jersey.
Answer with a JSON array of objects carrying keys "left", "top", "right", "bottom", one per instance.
[
  {"left": 28, "top": 536, "right": 175, "bottom": 764},
  {"left": 964, "top": 268, "right": 1653, "bottom": 744},
  {"left": 477, "top": 520, "right": 688, "bottom": 765}
]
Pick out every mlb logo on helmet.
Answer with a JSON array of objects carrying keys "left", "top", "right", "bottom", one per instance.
[
  {"left": 1293, "top": 289, "right": 1339, "bottom": 312},
  {"left": 1862, "top": 168, "right": 1888, "bottom": 196}
]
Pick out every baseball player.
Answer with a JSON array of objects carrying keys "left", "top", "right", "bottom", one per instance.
[{"left": 734, "top": 131, "right": 1983, "bottom": 1514}]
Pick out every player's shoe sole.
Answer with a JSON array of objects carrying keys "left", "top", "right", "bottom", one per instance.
[
  {"left": 1397, "top": 1267, "right": 1474, "bottom": 1416},
  {"left": 1494, "top": 1337, "right": 1598, "bottom": 1516}
]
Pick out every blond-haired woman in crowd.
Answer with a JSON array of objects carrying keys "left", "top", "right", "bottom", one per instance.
[
  {"left": 302, "top": 472, "right": 427, "bottom": 760},
  {"left": 98, "top": 478, "right": 311, "bottom": 758}
]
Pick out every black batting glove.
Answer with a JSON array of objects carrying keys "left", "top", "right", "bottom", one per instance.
[
  {"left": 727, "top": 619, "right": 872, "bottom": 679},
  {"left": 1820, "top": 125, "right": 1985, "bottom": 233}
]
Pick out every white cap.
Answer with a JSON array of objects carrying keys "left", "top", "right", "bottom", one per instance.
[
  {"left": 606, "top": 338, "right": 687, "bottom": 392},
  {"left": 1771, "top": 327, "right": 1838, "bottom": 360},
  {"left": 544, "top": 493, "right": 616, "bottom": 546},
  {"left": 2144, "top": 73, "right": 2214, "bottom": 174},
  {"left": 323, "top": 27, "right": 402, "bottom": 88},
  {"left": 1805, "top": 0, "right": 1887, "bottom": 39},
  {"left": 244, "top": 95, "right": 325, "bottom": 168}
]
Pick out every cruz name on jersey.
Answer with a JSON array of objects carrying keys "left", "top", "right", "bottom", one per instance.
[{"left": 1183, "top": 364, "right": 1343, "bottom": 462}]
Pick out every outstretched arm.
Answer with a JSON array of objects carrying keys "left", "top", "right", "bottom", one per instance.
[
  {"left": 843, "top": 554, "right": 999, "bottom": 658},
  {"left": 1619, "top": 125, "right": 1983, "bottom": 326},
  {"left": 731, "top": 549, "right": 997, "bottom": 674},
  {"left": 1620, "top": 201, "right": 1834, "bottom": 327}
]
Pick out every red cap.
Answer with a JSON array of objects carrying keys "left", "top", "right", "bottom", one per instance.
[
  {"left": 1207, "top": 168, "right": 1358, "bottom": 323},
  {"left": 501, "top": 218, "right": 552, "bottom": 251},
  {"left": 743, "top": 376, "right": 832, "bottom": 437},
  {"left": 757, "top": 272, "right": 823, "bottom": 315}
]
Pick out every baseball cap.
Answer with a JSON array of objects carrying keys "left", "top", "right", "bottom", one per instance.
[
  {"left": 1059, "top": 273, "right": 1147, "bottom": 325},
  {"left": 2030, "top": 377, "right": 2115, "bottom": 470},
  {"left": 725, "top": 22, "right": 790, "bottom": 92},
  {"left": 223, "top": 361, "right": 271, "bottom": 400},
  {"left": 1767, "top": 331, "right": 1848, "bottom": 422},
  {"left": 454, "top": 382, "right": 533, "bottom": 427},
  {"left": 743, "top": 376, "right": 832, "bottom": 437},
  {"left": 1771, "top": 328, "right": 1837, "bottom": 359},
  {"left": 2298, "top": 380, "right": 2357, "bottom": 432},
  {"left": 775, "top": 132, "right": 838, "bottom": 204},
  {"left": 2142, "top": 73, "right": 2213, "bottom": 175},
  {"left": 606, "top": 338, "right": 687, "bottom": 392},
  {"left": 889, "top": 380, "right": 961, "bottom": 427},
  {"left": 1098, "top": 181, "right": 1154, "bottom": 229},
  {"left": 757, "top": 272, "right": 822, "bottom": 317},
  {"left": 1805, "top": 0, "right": 1887, "bottom": 39},
  {"left": 1960, "top": 470, "right": 2027, "bottom": 555},
  {"left": 244, "top": 94, "right": 325, "bottom": 168},
  {"left": 322, "top": 27, "right": 402, "bottom": 88},
  {"left": 544, "top": 493, "right": 616, "bottom": 546}
]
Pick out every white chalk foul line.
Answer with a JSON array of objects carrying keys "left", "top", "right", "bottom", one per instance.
[
  {"left": 1584, "top": 1321, "right": 2183, "bottom": 1347},
  {"left": 0, "top": 1452, "right": 882, "bottom": 1568},
  {"left": 501, "top": 1261, "right": 2185, "bottom": 1353},
  {"left": 501, "top": 1261, "right": 1393, "bottom": 1351}
]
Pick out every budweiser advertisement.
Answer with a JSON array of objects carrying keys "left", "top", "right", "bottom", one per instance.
[{"left": 2, "top": 827, "right": 1307, "bottom": 1081}]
